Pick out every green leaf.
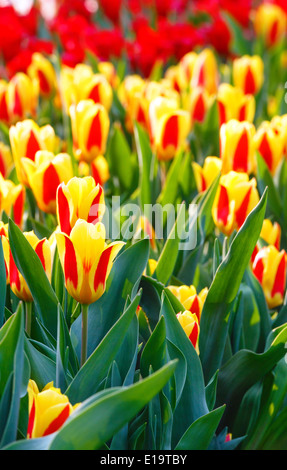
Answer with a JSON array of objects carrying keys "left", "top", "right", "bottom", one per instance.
[
  {"left": 8, "top": 219, "right": 58, "bottom": 337},
  {"left": 107, "top": 125, "right": 136, "bottom": 191},
  {"left": 134, "top": 122, "right": 155, "bottom": 209},
  {"left": 49, "top": 361, "right": 178, "bottom": 450},
  {"left": 175, "top": 405, "right": 225, "bottom": 450},
  {"left": 199, "top": 189, "right": 268, "bottom": 383},
  {"left": 256, "top": 152, "right": 283, "bottom": 223},
  {"left": 140, "top": 316, "right": 167, "bottom": 378},
  {"left": 0, "top": 240, "right": 6, "bottom": 327}
]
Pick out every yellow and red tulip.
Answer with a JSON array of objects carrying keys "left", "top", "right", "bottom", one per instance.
[
  {"left": 6, "top": 72, "right": 39, "bottom": 122},
  {"left": 252, "top": 245, "right": 287, "bottom": 309},
  {"left": 0, "top": 80, "right": 9, "bottom": 124},
  {"left": 27, "top": 380, "right": 79, "bottom": 439},
  {"left": 0, "top": 174, "right": 25, "bottom": 229},
  {"left": 22, "top": 150, "right": 74, "bottom": 214},
  {"left": 27, "top": 53, "right": 57, "bottom": 98},
  {"left": 252, "top": 219, "right": 282, "bottom": 264},
  {"left": 190, "top": 48, "right": 219, "bottom": 95},
  {"left": 217, "top": 84, "right": 255, "bottom": 126},
  {"left": 183, "top": 86, "right": 214, "bottom": 124},
  {"left": 98, "top": 61, "right": 120, "bottom": 89},
  {"left": 169, "top": 284, "right": 208, "bottom": 323},
  {"left": 0, "top": 222, "right": 9, "bottom": 283},
  {"left": 212, "top": 171, "right": 260, "bottom": 236},
  {"left": 7, "top": 231, "right": 52, "bottom": 302},
  {"left": 232, "top": 55, "right": 264, "bottom": 95},
  {"left": 254, "top": 3, "right": 287, "bottom": 48},
  {"left": 56, "top": 176, "right": 105, "bottom": 236},
  {"left": 149, "top": 96, "right": 190, "bottom": 161},
  {"left": 192, "top": 156, "right": 222, "bottom": 193},
  {"left": 220, "top": 119, "right": 257, "bottom": 175},
  {"left": 176, "top": 310, "right": 200, "bottom": 353},
  {"left": 0, "top": 142, "right": 13, "bottom": 178},
  {"left": 254, "top": 120, "right": 285, "bottom": 175},
  {"left": 69, "top": 100, "right": 110, "bottom": 163},
  {"left": 9, "top": 119, "right": 58, "bottom": 186},
  {"left": 55, "top": 219, "right": 125, "bottom": 305},
  {"left": 179, "top": 51, "right": 198, "bottom": 85}
]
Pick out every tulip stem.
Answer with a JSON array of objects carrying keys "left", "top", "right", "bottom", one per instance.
[
  {"left": 81, "top": 304, "right": 89, "bottom": 367},
  {"left": 25, "top": 302, "right": 32, "bottom": 336}
]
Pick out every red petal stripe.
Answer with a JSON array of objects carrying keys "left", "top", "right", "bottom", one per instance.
[
  {"left": 57, "top": 185, "right": 72, "bottom": 235},
  {"left": 87, "top": 186, "right": 103, "bottom": 224},
  {"left": 217, "top": 185, "right": 229, "bottom": 226},
  {"left": 86, "top": 112, "right": 102, "bottom": 152},
  {"left": 162, "top": 115, "right": 179, "bottom": 150},
  {"left": 253, "top": 256, "right": 264, "bottom": 284},
  {"left": 42, "top": 404, "right": 70, "bottom": 437},
  {"left": 93, "top": 245, "right": 113, "bottom": 293},
  {"left": 192, "top": 94, "right": 205, "bottom": 122},
  {"left": 27, "top": 398, "right": 36, "bottom": 439},
  {"left": 38, "top": 70, "right": 50, "bottom": 95},
  {"left": 244, "top": 67, "right": 256, "bottom": 94},
  {"left": 233, "top": 129, "right": 249, "bottom": 173},
  {"left": 13, "top": 188, "right": 25, "bottom": 227},
  {"left": 64, "top": 236, "right": 78, "bottom": 289},
  {"left": 43, "top": 163, "right": 60, "bottom": 206},
  {"left": 189, "top": 321, "right": 199, "bottom": 349},
  {"left": 26, "top": 131, "right": 41, "bottom": 161},
  {"left": 235, "top": 186, "right": 252, "bottom": 228},
  {"left": 271, "top": 254, "right": 286, "bottom": 298},
  {"left": 259, "top": 134, "right": 273, "bottom": 171},
  {"left": 35, "top": 239, "right": 46, "bottom": 272}
]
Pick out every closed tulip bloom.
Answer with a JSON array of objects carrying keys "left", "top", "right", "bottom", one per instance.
[
  {"left": 190, "top": 48, "right": 219, "bottom": 95},
  {"left": 183, "top": 86, "right": 214, "bottom": 124},
  {"left": 27, "top": 52, "right": 57, "bottom": 98},
  {"left": 7, "top": 231, "right": 52, "bottom": 302},
  {"left": 233, "top": 55, "right": 264, "bottom": 95},
  {"left": 56, "top": 219, "right": 125, "bottom": 305},
  {"left": 212, "top": 171, "right": 260, "bottom": 236},
  {"left": 56, "top": 176, "right": 105, "bottom": 236},
  {"left": 149, "top": 96, "right": 190, "bottom": 161},
  {"left": 9, "top": 119, "right": 57, "bottom": 186},
  {"left": 254, "top": 3, "right": 287, "bottom": 48},
  {"left": 217, "top": 84, "right": 255, "bottom": 125},
  {"left": 192, "top": 156, "right": 222, "bottom": 193},
  {"left": 179, "top": 51, "right": 198, "bottom": 84},
  {"left": 0, "top": 80, "right": 9, "bottom": 123},
  {"left": 22, "top": 151, "right": 74, "bottom": 214},
  {"left": 6, "top": 73, "right": 39, "bottom": 122},
  {"left": 252, "top": 245, "right": 287, "bottom": 309},
  {"left": 0, "top": 142, "right": 13, "bottom": 178},
  {"left": 176, "top": 311, "right": 200, "bottom": 353},
  {"left": 70, "top": 100, "right": 110, "bottom": 163},
  {"left": 169, "top": 285, "right": 208, "bottom": 323},
  {"left": 0, "top": 174, "right": 25, "bottom": 228},
  {"left": 27, "top": 380, "right": 79, "bottom": 439},
  {"left": 220, "top": 120, "right": 257, "bottom": 175},
  {"left": 254, "top": 120, "right": 285, "bottom": 175}
]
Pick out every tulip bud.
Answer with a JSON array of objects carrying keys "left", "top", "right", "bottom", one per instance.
[
  {"left": 70, "top": 100, "right": 110, "bottom": 163},
  {"left": 169, "top": 285, "right": 208, "bottom": 323},
  {"left": 252, "top": 245, "right": 287, "bottom": 309},
  {"left": 9, "top": 119, "right": 58, "bottom": 186},
  {"left": 149, "top": 96, "right": 190, "bottom": 161},
  {"left": 22, "top": 151, "right": 74, "bottom": 214},
  {"left": 192, "top": 156, "right": 222, "bottom": 193},
  {"left": 217, "top": 84, "right": 255, "bottom": 125},
  {"left": 254, "top": 3, "right": 287, "bottom": 48},
  {"left": 254, "top": 120, "right": 285, "bottom": 175},
  {"left": 176, "top": 310, "right": 200, "bottom": 352},
  {"left": 212, "top": 171, "right": 260, "bottom": 236},
  {"left": 233, "top": 55, "right": 264, "bottom": 95},
  {"left": 56, "top": 176, "right": 105, "bottom": 236},
  {"left": 27, "top": 380, "right": 80, "bottom": 439},
  {"left": 0, "top": 142, "right": 13, "bottom": 178},
  {"left": 190, "top": 48, "right": 219, "bottom": 95},
  {"left": 56, "top": 219, "right": 125, "bottom": 305},
  {"left": 6, "top": 231, "right": 52, "bottom": 302},
  {"left": 6, "top": 73, "right": 39, "bottom": 122},
  {"left": 27, "top": 52, "right": 57, "bottom": 98},
  {"left": 220, "top": 120, "right": 257, "bottom": 175}
]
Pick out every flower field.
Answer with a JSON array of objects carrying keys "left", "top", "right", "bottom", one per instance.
[{"left": 1, "top": 0, "right": 287, "bottom": 451}]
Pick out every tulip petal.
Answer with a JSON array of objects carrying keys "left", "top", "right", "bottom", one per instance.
[{"left": 92, "top": 241, "right": 125, "bottom": 301}]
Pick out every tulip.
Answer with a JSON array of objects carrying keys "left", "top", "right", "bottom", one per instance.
[
  {"left": 212, "top": 171, "right": 260, "bottom": 236},
  {"left": 190, "top": 48, "right": 219, "bottom": 95},
  {"left": 217, "top": 84, "right": 255, "bottom": 125},
  {"left": 0, "top": 222, "right": 9, "bottom": 283},
  {"left": 232, "top": 55, "right": 264, "bottom": 95},
  {"left": 149, "top": 96, "right": 191, "bottom": 161},
  {"left": 0, "top": 174, "right": 25, "bottom": 229},
  {"left": 135, "top": 216, "right": 157, "bottom": 251},
  {"left": 9, "top": 119, "right": 58, "bottom": 186},
  {"left": 164, "top": 64, "right": 188, "bottom": 93},
  {"left": 70, "top": 100, "right": 110, "bottom": 163},
  {"left": 260, "top": 219, "right": 281, "bottom": 250},
  {"left": 0, "top": 80, "right": 9, "bottom": 123},
  {"left": 98, "top": 61, "right": 120, "bottom": 89},
  {"left": 168, "top": 285, "right": 208, "bottom": 323},
  {"left": 254, "top": 3, "right": 287, "bottom": 48},
  {"left": 183, "top": 86, "right": 214, "bottom": 124},
  {"left": 176, "top": 310, "right": 200, "bottom": 353},
  {"left": 192, "top": 156, "right": 222, "bottom": 193},
  {"left": 27, "top": 52, "right": 57, "bottom": 98},
  {"left": 6, "top": 72, "right": 39, "bottom": 122},
  {"left": 220, "top": 120, "right": 256, "bottom": 175},
  {"left": 252, "top": 245, "right": 287, "bottom": 309},
  {"left": 179, "top": 51, "right": 198, "bottom": 85},
  {"left": 27, "top": 380, "right": 79, "bottom": 439},
  {"left": 0, "top": 142, "right": 13, "bottom": 178},
  {"left": 254, "top": 120, "right": 285, "bottom": 175},
  {"left": 22, "top": 151, "right": 74, "bottom": 214},
  {"left": 56, "top": 176, "right": 105, "bottom": 236},
  {"left": 56, "top": 219, "right": 125, "bottom": 365}
]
